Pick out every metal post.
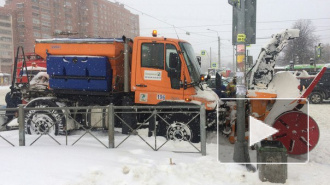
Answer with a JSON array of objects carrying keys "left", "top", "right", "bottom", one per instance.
[
  {"left": 207, "top": 29, "right": 221, "bottom": 68},
  {"left": 153, "top": 110, "right": 157, "bottom": 150},
  {"left": 124, "top": 38, "right": 130, "bottom": 93},
  {"left": 314, "top": 46, "right": 317, "bottom": 72},
  {"left": 18, "top": 104, "right": 25, "bottom": 146},
  {"left": 218, "top": 36, "right": 221, "bottom": 68},
  {"left": 108, "top": 104, "right": 115, "bottom": 148},
  {"left": 210, "top": 47, "right": 212, "bottom": 68},
  {"left": 200, "top": 105, "right": 206, "bottom": 156},
  {"left": 65, "top": 110, "right": 68, "bottom": 146},
  {"left": 233, "top": 45, "right": 235, "bottom": 71},
  {"left": 233, "top": 0, "right": 253, "bottom": 169}
]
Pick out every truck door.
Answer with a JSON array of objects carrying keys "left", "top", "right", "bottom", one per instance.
[{"left": 134, "top": 41, "right": 184, "bottom": 104}]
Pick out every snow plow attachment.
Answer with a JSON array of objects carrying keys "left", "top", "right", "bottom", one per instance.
[{"left": 272, "top": 111, "right": 319, "bottom": 155}]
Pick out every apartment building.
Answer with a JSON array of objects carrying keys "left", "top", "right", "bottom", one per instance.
[{"left": 2, "top": 0, "right": 139, "bottom": 54}]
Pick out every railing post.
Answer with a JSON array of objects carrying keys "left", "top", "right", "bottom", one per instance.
[
  {"left": 108, "top": 104, "right": 115, "bottom": 148},
  {"left": 18, "top": 104, "right": 25, "bottom": 146},
  {"left": 200, "top": 104, "right": 206, "bottom": 156},
  {"left": 64, "top": 109, "right": 68, "bottom": 146},
  {"left": 153, "top": 109, "right": 157, "bottom": 150}
]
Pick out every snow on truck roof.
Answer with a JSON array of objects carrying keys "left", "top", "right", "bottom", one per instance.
[{"left": 35, "top": 38, "right": 125, "bottom": 43}]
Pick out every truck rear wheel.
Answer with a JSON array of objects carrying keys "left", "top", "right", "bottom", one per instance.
[
  {"left": 25, "top": 99, "right": 65, "bottom": 135},
  {"left": 157, "top": 113, "right": 200, "bottom": 143}
]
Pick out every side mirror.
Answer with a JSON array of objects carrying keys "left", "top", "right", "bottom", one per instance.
[
  {"left": 169, "top": 53, "right": 179, "bottom": 68},
  {"left": 215, "top": 73, "right": 222, "bottom": 90},
  {"left": 168, "top": 53, "right": 181, "bottom": 89},
  {"left": 196, "top": 56, "right": 201, "bottom": 67}
]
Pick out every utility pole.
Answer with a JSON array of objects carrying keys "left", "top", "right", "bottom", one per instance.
[
  {"left": 218, "top": 35, "right": 221, "bottom": 68},
  {"left": 207, "top": 29, "right": 221, "bottom": 68},
  {"left": 229, "top": 0, "right": 256, "bottom": 172},
  {"left": 233, "top": 45, "right": 235, "bottom": 72},
  {"left": 210, "top": 47, "right": 212, "bottom": 68},
  {"left": 233, "top": 0, "right": 249, "bottom": 164}
]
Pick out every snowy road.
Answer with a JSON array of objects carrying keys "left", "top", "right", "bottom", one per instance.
[{"left": 0, "top": 86, "right": 329, "bottom": 185}]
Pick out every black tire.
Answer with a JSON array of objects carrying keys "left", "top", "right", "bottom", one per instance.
[
  {"left": 25, "top": 99, "right": 65, "bottom": 135},
  {"left": 309, "top": 92, "right": 323, "bottom": 104},
  {"left": 157, "top": 113, "right": 200, "bottom": 143}
]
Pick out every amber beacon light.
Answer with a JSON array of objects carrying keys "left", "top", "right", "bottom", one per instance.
[{"left": 152, "top": 30, "right": 157, "bottom": 37}]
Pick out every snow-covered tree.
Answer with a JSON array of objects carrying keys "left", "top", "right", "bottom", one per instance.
[{"left": 282, "top": 19, "right": 318, "bottom": 64}]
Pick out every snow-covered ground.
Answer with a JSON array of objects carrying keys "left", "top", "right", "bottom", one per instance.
[{"left": 0, "top": 86, "right": 330, "bottom": 185}]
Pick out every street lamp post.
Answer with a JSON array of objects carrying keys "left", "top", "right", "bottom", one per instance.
[{"left": 207, "top": 29, "right": 221, "bottom": 68}]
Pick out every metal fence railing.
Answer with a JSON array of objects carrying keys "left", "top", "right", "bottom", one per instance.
[{"left": 0, "top": 104, "right": 206, "bottom": 156}]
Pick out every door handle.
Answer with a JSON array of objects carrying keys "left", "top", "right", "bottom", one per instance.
[{"left": 136, "top": 84, "right": 147, "bottom": 87}]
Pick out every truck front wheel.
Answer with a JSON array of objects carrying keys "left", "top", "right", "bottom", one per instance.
[{"left": 157, "top": 113, "right": 200, "bottom": 143}]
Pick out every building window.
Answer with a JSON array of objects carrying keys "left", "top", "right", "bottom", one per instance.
[
  {"left": 66, "top": 26, "right": 72, "bottom": 31},
  {"left": 0, "top": 44, "right": 11, "bottom": 49},
  {"left": 32, "top": 6, "right": 39, "bottom": 11},
  {"left": 32, "top": 18, "right": 40, "bottom": 24},
  {"left": 33, "top": 26, "right": 40, "bottom": 30},
  {"left": 41, "top": 21, "right": 50, "bottom": 26},
  {"left": 0, "top": 51, "right": 12, "bottom": 56},
  {"left": 0, "top": 15, "right": 10, "bottom": 21},
  {"left": 17, "top": 17, "right": 24, "bottom": 22},
  {"left": 41, "top": 27, "right": 50, "bottom": 32},
  {"left": 0, "top": 37, "right": 12, "bottom": 42},
  {"left": 17, "top": 3, "right": 25, "bottom": 8},
  {"left": 0, "top": 29, "right": 12, "bottom": 35},
  {"left": 41, "top": 14, "right": 50, "bottom": 20},
  {"left": 42, "top": 34, "right": 51, "bottom": 38},
  {"left": 34, "top": 32, "right": 40, "bottom": 37},
  {"left": 0, "top": 22, "right": 11, "bottom": 27}
]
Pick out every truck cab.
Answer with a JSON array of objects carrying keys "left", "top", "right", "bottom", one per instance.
[{"left": 131, "top": 36, "right": 218, "bottom": 110}]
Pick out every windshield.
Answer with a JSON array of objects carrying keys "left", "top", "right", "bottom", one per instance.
[{"left": 179, "top": 42, "right": 201, "bottom": 84}]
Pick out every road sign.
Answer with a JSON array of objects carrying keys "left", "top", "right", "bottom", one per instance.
[
  {"left": 201, "top": 50, "right": 206, "bottom": 56},
  {"left": 211, "top": 62, "right": 217, "bottom": 68},
  {"left": 237, "top": 34, "right": 246, "bottom": 43},
  {"left": 228, "top": 0, "right": 241, "bottom": 9}
]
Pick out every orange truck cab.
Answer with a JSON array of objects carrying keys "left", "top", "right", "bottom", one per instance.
[{"left": 131, "top": 36, "right": 218, "bottom": 110}]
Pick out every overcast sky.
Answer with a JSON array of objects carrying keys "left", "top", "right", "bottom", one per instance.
[
  {"left": 115, "top": 0, "right": 330, "bottom": 70},
  {"left": 1, "top": 0, "right": 329, "bottom": 71}
]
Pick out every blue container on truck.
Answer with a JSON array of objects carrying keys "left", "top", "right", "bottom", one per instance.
[{"left": 47, "top": 56, "right": 112, "bottom": 91}]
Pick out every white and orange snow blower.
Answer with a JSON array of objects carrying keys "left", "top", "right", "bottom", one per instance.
[{"left": 221, "top": 29, "right": 324, "bottom": 155}]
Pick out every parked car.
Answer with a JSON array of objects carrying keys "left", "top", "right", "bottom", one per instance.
[
  {"left": 307, "top": 67, "right": 330, "bottom": 104},
  {"left": 206, "top": 73, "right": 228, "bottom": 98}
]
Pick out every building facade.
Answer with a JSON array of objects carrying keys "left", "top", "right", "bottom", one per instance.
[
  {"left": 0, "top": 8, "right": 14, "bottom": 74},
  {"left": 2, "top": 0, "right": 139, "bottom": 56}
]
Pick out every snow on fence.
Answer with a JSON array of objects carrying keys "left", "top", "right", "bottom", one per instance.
[{"left": 0, "top": 104, "right": 206, "bottom": 155}]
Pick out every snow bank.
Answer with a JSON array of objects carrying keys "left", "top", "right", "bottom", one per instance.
[
  {"left": 267, "top": 71, "right": 301, "bottom": 98},
  {"left": 0, "top": 103, "right": 329, "bottom": 184}
]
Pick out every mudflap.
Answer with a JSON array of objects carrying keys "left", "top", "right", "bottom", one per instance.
[{"left": 121, "top": 96, "right": 137, "bottom": 134}]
